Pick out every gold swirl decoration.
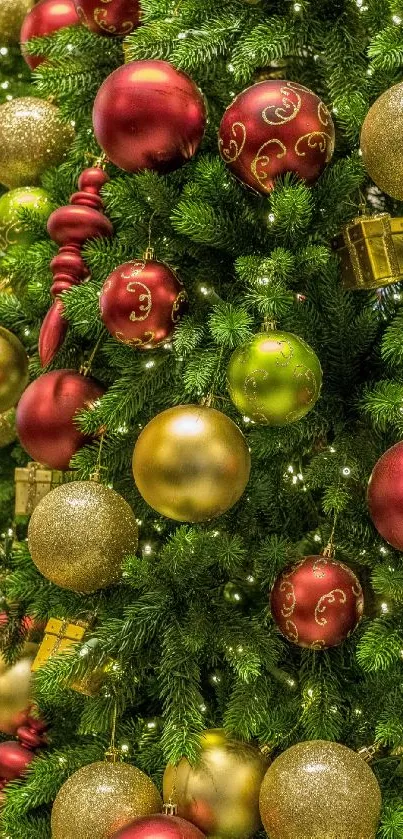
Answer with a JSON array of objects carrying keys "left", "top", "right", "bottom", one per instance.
[
  {"left": 0, "top": 221, "right": 21, "bottom": 249},
  {"left": 94, "top": 6, "right": 134, "bottom": 34},
  {"left": 171, "top": 290, "right": 188, "bottom": 323},
  {"left": 126, "top": 281, "right": 152, "bottom": 322},
  {"left": 312, "top": 556, "right": 327, "bottom": 578},
  {"left": 285, "top": 619, "right": 299, "bottom": 643},
  {"left": 318, "top": 100, "right": 332, "bottom": 127},
  {"left": 251, "top": 139, "right": 287, "bottom": 192},
  {"left": 295, "top": 131, "right": 334, "bottom": 161},
  {"left": 219, "top": 121, "right": 246, "bottom": 163},
  {"left": 262, "top": 82, "right": 302, "bottom": 125},
  {"left": 121, "top": 260, "right": 145, "bottom": 279},
  {"left": 315, "top": 589, "right": 347, "bottom": 626},
  {"left": 115, "top": 330, "right": 155, "bottom": 347},
  {"left": 275, "top": 338, "right": 294, "bottom": 368},
  {"left": 242, "top": 369, "right": 271, "bottom": 423},
  {"left": 279, "top": 580, "right": 296, "bottom": 618}
]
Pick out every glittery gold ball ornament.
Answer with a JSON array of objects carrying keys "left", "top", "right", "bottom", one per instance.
[
  {"left": 360, "top": 82, "right": 403, "bottom": 200},
  {"left": 28, "top": 481, "right": 138, "bottom": 593},
  {"left": 227, "top": 331, "right": 322, "bottom": 425},
  {"left": 51, "top": 760, "right": 163, "bottom": 839},
  {"left": 0, "top": 0, "right": 34, "bottom": 42},
  {"left": 0, "top": 97, "right": 74, "bottom": 189},
  {"left": 0, "top": 408, "right": 16, "bottom": 447},
  {"left": 0, "top": 327, "right": 29, "bottom": 413},
  {"left": 259, "top": 740, "right": 382, "bottom": 839},
  {"left": 132, "top": 406, "right": 251, "bottom": 522},
  {"left": 163, "top": 729, "right": 267, "bottom": 839}
]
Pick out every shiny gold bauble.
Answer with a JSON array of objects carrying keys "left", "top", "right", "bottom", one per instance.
[
  {"left": 0, "top": 0, "right": 34, "bottom": 42},
  {"left": 0, "top": 97, "right": 74, "bottom": 189},
  {"left": 259, "top": 740, "right": 382, "bottom": 839},
  {"left": 227, "top": 331, "right": 322, "bottom": 425},
  {"left": 0, "top": 643, "right": 37, "bottom": 735},
  {"left": 0, "top": 326, "right": 29, "bottom": 413},
  {"left": 51, "top": 760, "right": 163, "bottom": 839},
  {"left": 0, "top": 407, "right": 16, "bottom": 447},
  {"left": 133, "top": 405, "right": 251, "bottom": 522},
  {"left": 361, "top": 82, "right": 403, "bottom": 200},
  {"left": 28, "top": 480, "right": 138, "bottom": 593},
  {"left": 163, "top": 729, "right": 267, "bottom": 839}
]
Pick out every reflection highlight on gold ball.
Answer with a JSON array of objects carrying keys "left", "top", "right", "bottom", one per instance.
[
  {"left": 133, "top": 405, "right": 251, "bottom": 522},
  {"left": 163, "top": 729, "right": 267, "bottom": 839}
]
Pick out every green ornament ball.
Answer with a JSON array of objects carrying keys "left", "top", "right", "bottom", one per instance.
[
  {"left": 0, "top": 187, "right": 53, "bottom": 253},
  {"left": 223, "top": 581, "right": 245, "bottom": 605},
  {"left": 227, "top": 331, "right": 322, "bottom": 425}
]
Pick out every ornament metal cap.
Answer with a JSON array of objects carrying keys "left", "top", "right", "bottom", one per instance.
[{"left": 163, "top": 800, "right": 178, "bottom": 816}]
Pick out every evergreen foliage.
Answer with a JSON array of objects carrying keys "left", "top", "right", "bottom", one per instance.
[{"left": 2, "top": 0, "right": 403, "bottom": 836}]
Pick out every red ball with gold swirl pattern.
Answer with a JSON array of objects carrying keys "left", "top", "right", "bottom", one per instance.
[
  {"left": 73, "top": 0, "right": 141, "bottom": 36},
  {"left": 270, "top": 555, "right": 364, "bottom": 649},
  {"left": 218, "top": 80, "right": 335, "bottom": 194},
  {"left": 100, "top": 255, "right": 189, "bottom": 349}
]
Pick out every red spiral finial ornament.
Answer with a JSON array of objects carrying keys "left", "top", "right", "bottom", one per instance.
[{"left": 39, "top": 165, "right": 113, "bottom": 367}]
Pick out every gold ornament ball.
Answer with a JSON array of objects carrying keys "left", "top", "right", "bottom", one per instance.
[
  {"left": 163, "top": 729, "right": 267, "bottom": 839},
  {"left": 0, "top": 326, "right": 29, "bottom": 413},
  {"left": 0, "top": 408, "right": 16, "bottom": 447},
  {"left": 0, "top": 643, "right": 37, "bottom": 734},
  {"left": 361, "top": 82, "right": 403, "bottom": 200},
  {"left": 0, "top": 97, "right": 75, "bottom": 189},
  {"left": 28, "top": 480, "right": 139, "bottom": 593},
  {"left": 0, "top": 0, "right": 34, "bottom": 42},
  {"left": 259, "top": 740, "right": 382, "bottom": 839},
  {"left": 227, "top": 331, "right": 322, "bottom": 425},
  {"left": 132, "top": 405, "right": 251, "bottom": 522},
  {"left": 51, "top": 760, "right": 163, "bottom": 839}
]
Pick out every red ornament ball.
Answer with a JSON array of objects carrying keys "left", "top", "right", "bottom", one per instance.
[
  {"left": 111, "top": 814, "right": 205, "bottom": 839},
  {"left": 73, "top": 0, "right": 141, "bottom": 36},
  {"left": 0, "top": 740, "right": 35, "bottom": 781},
  {"left": 16, "top": 369, "right": 105, "bottom": 471},
  {"left": 100, "top": 259, "right": 188, "bottom": 349},
  {"left": 368, "top": 441, "right": 403, "bottom": 550},
  {"left": 219, "top": 80, "right": 335, "bottom": 194},
  {"left": 93, "top": 59, "right": 206, "bottom": 174},
  {"left": 21, "top": 0, "right": 79, "bottom": 70},
  {"left": 270, "top": 555, "right": 364, "bottom": 649}
]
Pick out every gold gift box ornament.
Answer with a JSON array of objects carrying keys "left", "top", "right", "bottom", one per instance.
[
  {"left": 31, "top": 617, "right": 112, "bottom": 697},
  {"left": 15, "top": 462, "right": 64, "bottom": 516},
  {"left": 334, "top": 212, "right": 403, "bottom": 290}
]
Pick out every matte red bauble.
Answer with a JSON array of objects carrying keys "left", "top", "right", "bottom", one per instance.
[
  {"left": 270, "top": 555, "right": 364, "bottom": 649},
  {"left": 368, "top": 441, "right": 403, "bottom": 550},
  {"left": 100, "top": 259, "right": 188, "bottom": 349},
  {"left": 16, "top": 370, "right": 104, "bottom": 470},
  {"left": 73, "top": 0, "right": 141, "bottom": 36},
  {"left": 111, "top": 814, "right": 205, "bottom": 839},
  {"left": 93, "top": 60, "right": 206, "bottom": 174},
  {"left": 219, "top": 80, "right": 335, "bottom": 194},
  {"left": 20, "top": 0, "right": 79, "bottom": 70},
  {"left": 0, "top": 740, "right": 35, "bottom": 780}
]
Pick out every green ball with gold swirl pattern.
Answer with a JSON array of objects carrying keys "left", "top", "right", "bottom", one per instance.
[{"left": 227, "top": 330, "right": 322, "bottom": 425}]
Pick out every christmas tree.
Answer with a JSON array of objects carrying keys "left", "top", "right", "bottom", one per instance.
[{"left": 1, "top": 0, "right": 403, "bottom": 836}]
